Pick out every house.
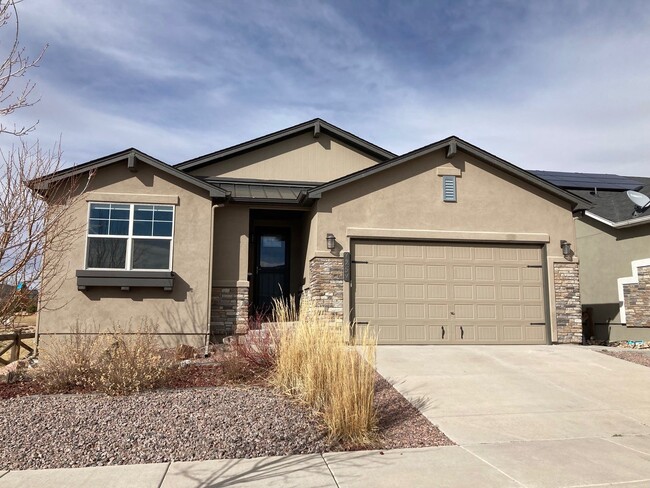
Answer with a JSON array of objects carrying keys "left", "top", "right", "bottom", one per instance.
[
  {"left": 531, "top": 171, "right": 650, "bottom": 342},
  {"left": 31, "top": 119, "right": 588, "bottom": 349}
]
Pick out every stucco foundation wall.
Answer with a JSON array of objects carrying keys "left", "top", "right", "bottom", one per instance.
[
  {"left": 211, "top": 286, "right": 249, "bottom": 336},
  {"left": 554, "top": 262, "right": 583, "bottom": 343},
  {"left": 38, "top": 162, "right": 213, "bottom": 348},
  {"left": 622, "top": 265, "right": 650, "bottom": 327},
  {"left": 576, "top": 218, "right": 650, "bottom": 324}
]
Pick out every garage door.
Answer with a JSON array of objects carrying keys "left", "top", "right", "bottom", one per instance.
[{"left": 352, "top": 240, "right": 548, "bottom": 345}]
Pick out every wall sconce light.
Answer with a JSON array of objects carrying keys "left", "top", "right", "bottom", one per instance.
[
  {"left": 560, "top": 240, "right": 572, "bottom": 258},
  {"left": 326, "top": 233, "right": 336, "bottom": 251}
]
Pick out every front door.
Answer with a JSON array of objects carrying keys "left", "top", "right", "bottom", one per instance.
[{"left": 254, "top": 228, "right": 290, "bottom": 313}]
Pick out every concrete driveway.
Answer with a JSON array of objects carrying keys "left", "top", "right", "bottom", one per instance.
[{"left": 373, "top": 345, "right": 650, "bottom": 487}]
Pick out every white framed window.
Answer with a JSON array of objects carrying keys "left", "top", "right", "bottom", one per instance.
[{"left": 85, "top": 203, "right": 175, "bottom": 271}]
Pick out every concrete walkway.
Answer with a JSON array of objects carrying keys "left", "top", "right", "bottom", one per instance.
[{"left": 2, "top": 345, "right": 650, "bottom": 487}]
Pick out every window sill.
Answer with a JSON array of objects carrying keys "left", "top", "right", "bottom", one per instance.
[{"left": 76, "top": 270, "right": 174, "bottom": 291}]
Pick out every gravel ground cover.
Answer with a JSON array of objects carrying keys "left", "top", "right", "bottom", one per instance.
[
  {"left": 600, "top": 349, "right": 650, "bottom": 368},
  {"left": 0, "top": 373, "right": 451, "bottom": 470}
]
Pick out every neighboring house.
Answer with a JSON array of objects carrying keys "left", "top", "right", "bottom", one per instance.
[
  {"left": 31, "top": 119, "right": 588, "bottom": 349},
  {"left": 531, "top": 171, "right": 650, "bottom": 341}
]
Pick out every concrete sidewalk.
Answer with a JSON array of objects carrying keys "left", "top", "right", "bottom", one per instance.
[{"left": 4, "top": 439, "right": 650, "bottom": 487}]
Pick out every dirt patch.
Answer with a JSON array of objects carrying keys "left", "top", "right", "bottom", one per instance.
[{"left": 600, "top": 349, "right": 650, "bottom": 368}]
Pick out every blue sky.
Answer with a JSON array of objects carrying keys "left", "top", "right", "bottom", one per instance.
[{"left": 7, "top": 0, "right": 650, "bottom": 175}]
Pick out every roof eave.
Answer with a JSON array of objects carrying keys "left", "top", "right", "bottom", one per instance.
[
  {"left": 30, "top": 149, "right": 228, "bottom": 198},
  {"left": 308, "top": 137, "right": 592, "bottom": 209},
  {"left": 175, "top": 118, "right": 396, "bottom": 171},
  {"left": 584, "top": 210, "right": 650, "bottom": 229}
]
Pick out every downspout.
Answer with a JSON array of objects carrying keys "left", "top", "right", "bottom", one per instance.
[{"left": 205, "top": 203, "right": 225, "bottom": 356}]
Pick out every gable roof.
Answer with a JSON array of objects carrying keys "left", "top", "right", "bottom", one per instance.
[
  {"left": 307, "top": 136, "right": 592, "bottom": 209},
  {"left": 30, "top": 148, "right": 228, "bottom": 198},
  {"left": 531, "top": 170, "right": 650, "bottom": 228},
  {"left": 174, "top": 118, "right": 396, "bottom": 171}
]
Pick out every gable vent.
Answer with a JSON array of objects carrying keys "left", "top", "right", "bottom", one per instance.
[{"left": 442, "top": 175, "right": 457, "bottom": 202}]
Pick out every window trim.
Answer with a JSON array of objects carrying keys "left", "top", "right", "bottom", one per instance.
[{"left": 84, "top": 202, "right": 175, "bottom": 272}]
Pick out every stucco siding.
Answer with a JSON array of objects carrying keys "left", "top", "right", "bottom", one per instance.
[
  {"left": 38, "top": 162, "right": 213, "bottom": 348},
  {"left": 309, "top": 149, "right": 577, "bottom": 340},
  {"left": 576, "top": 218, "right": 650, "bottom": 324},
  {"left": 187, "top": 132, "right": 380, "bottom": 182}
]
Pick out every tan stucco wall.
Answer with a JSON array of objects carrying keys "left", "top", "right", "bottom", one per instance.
[
  {"left": 576, "top": 217, "right": 650, "bottom": 324},
  {"left": 38, "top": 162, "right": 213, "bottom": 348},
  {"left": 188, "top": 132, "right": 380, "bottom": 182},
  {"left": 212, "top": 205, "right": 249, "bottom": 283},
  {"left": 307, "top": 149, "right": 577, "bottom": 335}
]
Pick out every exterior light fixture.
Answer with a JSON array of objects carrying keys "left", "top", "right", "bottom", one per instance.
[
  {"left": 326, "top": 233, "right": 336, "bottom": 251},
  {"left": 560, "top": 240, "right": 572, "bottom": 258}
]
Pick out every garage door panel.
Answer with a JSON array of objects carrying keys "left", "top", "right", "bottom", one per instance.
[
  {"left": 475, "top": 266, "right": 495, "bottom": 281},
  {"left": 427, "top": 265, "right": 447, "bottom": 280},
  {"left": 404, "top": 324, "right": 427, "bottom": 341},
  {"left": 377, "top": 283, "right": 398, "bottom": 298},
  {"left": 428, "top": 304, "right": 449, "bottom": 319},
  {"left": 427, "top": 284, "right": 448, "bottom": 299},
  {"left": 503, "top": 326, "right": 524, "bottom": 342},
  {"left": 377, "top": 303, "right": 398, "bottom": 318},
  {"left": 477, "top": 326, "right": 498, "bottom": 342},
  {"left": 500, "top": 267, "right": 520, "bottom": 281},
  {"left": 454, "top": 304, "right": 474, "bottom": 319},
  {"left": 453, "top": 285, "right": 474, "bottom": 299},
  {"left": 405, "top": 303, "right": 426, "bottom": 319},
  {"left": 404, "top": 283, "right": 425, "bottom": 299},
  {"left": 523, "top": 286, "right": 542, "bottom": 300},
  {"left": 352, "top": 240, "right": 547, "bottom": 345},
  {"left": 453, "top": 266, "right": 473, "bottom": 280},
  {"left": 476, "top": 285, "right": 496, "bottom": 300},
  {"left": 452, "top": 246, "right": 472, "bottom": 260},
  {"left": 455, "top": 325, "right": 475, "bottom": 341},
  {"left": 404, "top": 264, "right": 425, "bottom": 279},
  {"left": 429, "top": 325, "right": 451, "bottom": 342},
  {"left": 377, "top": 263, "right": 397, "bottom": 278},
  {"left": 524, "top": 305, "right": 544, "bottom": 321},
  {"left": 426, "top": 246, "right": 447, "bottom": 260}
]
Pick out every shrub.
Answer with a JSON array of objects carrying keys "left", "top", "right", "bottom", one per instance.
[
  {"left": 38, "top": 323, "right": 173, "bottom": 395},
  {"left": 271, "top": 298, "right": 377, "bottom": 446}
]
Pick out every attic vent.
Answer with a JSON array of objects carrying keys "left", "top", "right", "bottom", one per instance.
[{"left": 442, "top": 175, "right": 457, "bottom": 202}]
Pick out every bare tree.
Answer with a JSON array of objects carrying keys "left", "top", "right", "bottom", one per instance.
[{"left": 0, "top": 1, "right": 86, "bottom": 331}]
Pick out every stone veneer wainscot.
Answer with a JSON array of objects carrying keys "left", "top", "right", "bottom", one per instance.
[
  {"left": 211, "top": 286, "right": 249, "bottom": 336},
  {"left": 554, "top": 262, "right": 582, "bottom": 343},
  {"left": 308, "top": 256, "right": 344, "bottom": 321}
]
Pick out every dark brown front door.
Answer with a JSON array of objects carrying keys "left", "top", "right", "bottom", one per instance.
[{"left": 254, "top": 228, "right": 290, "bottom": 312}]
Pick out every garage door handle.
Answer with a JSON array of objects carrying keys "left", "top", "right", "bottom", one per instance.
[
  {"left": 530, "top": 322, "right": 545, "bottom": 325},
  {"left": 460, "top": 326, "right": 464, "bottom": 339},
  {"left": 450, "top": 311, "right": 455, "bottom": 316},
  {"left": 357, "top": 321, "right": 369, "bottom": 325},
  {"left": 441, "top": 326, "right": 445, "bottom": 339}
]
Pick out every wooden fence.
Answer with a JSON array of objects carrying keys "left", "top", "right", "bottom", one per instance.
[{"left": 0, "top": 331, "right": 35, "bottom": 365}]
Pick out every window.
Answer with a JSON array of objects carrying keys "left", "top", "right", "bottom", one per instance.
[
  {"left": 442, "top": 175, "right": 457, "bottom": 202},
  {"left": 86, "top": 203, "right": 174, "bottom": 270}
]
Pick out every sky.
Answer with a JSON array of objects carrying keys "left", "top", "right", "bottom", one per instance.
[{"left": 3, "top": 0, "right": 650, "bottom": 175}]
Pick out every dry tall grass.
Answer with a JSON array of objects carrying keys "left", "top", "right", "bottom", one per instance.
[
  {"left": 271, "top": 298, "right": 377, "bottom": 446},
  {"left": 38, "top": 323, "right": 172, "bottom": 395}
]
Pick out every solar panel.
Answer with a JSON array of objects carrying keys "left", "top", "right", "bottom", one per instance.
[{"left": 529, "top": 170, "right": 645, "bottom": 190}]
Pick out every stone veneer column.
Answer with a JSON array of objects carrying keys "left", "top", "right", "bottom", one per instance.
[
  {"left": 623, "top": 265, "right": 650, "bottom": 327},
  {"left": 210, "top": 286, "right": 249, "bottom": 336},
  {"left": 553, "top": 262, "right": 582, "bottom": 343},
  {"left": 308, "top": 257, "right": 344, "bottom": 321}
]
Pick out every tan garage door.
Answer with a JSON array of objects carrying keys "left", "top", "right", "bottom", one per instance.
[{"left": 352, "top": 240, "right": 548, "bottom": 345}]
